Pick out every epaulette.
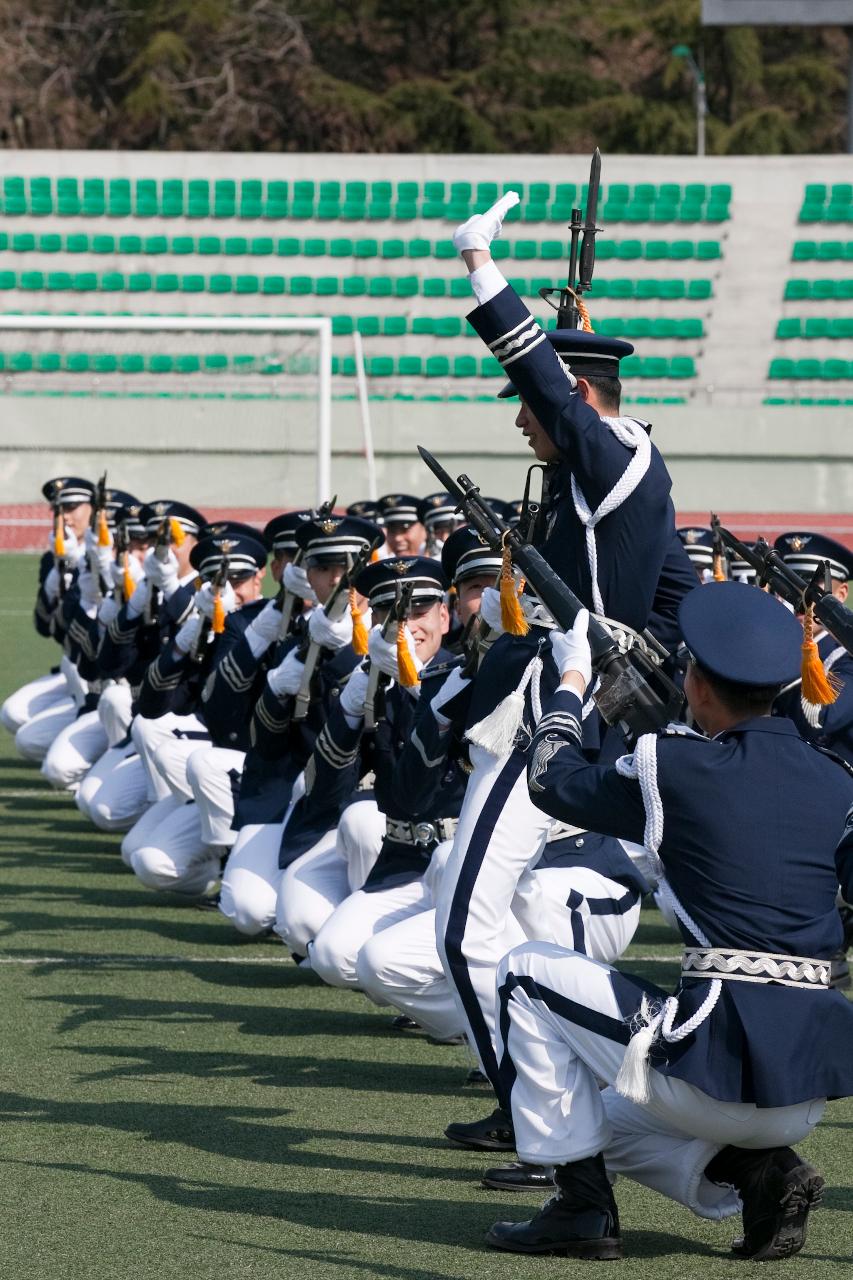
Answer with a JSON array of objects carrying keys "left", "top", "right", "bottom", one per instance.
[
  {"left": 419, "top": 657, "right": 466, "bottom": 682},
  {"left": 807, "top": 740, "right": 853, "bottom": 780},
  {"left": 657, "top": 721, "right": 708, "bottom": 741}
]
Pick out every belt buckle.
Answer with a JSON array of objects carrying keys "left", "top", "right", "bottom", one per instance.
[{"left": 413, "top": 822, "right": 434, "bottom": 847}]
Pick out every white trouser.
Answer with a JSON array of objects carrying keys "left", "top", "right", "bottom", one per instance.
[
  {"left": 121, "top": 794, "right": 183, "bottom": 866},
  {"left": 514, "top": 863, "right": 642, "bottom": 963},
  {"left": 1, "top": 671, "right": 68, "bottom": 734},
  {"left": 77, "top": 742, "right": 148, "bottom": 831},
  {"left": 219, "top": 819, "right": 289, "bottom": 936},
  {"left": 130, "top": 800, "right": 221, "bottom": 897},
  {"left": 98, "top": 681, "right": 134, "bottom": 747},
  {"left": 274, "top": 799, "right": 385, "bottom": 954},
  {"left": 310, "top": 877, "right": 431, "bottom": 990},
  {"left": 435, "top": 744, "right": 553, "bottom": 1086},
  {"left": 186, "top": 746, "right": 245, "bottom": 847},
  {"left": 131, "top": 711, "right": 209, "bottom": 802},
  {"left": 14, "top": 697, "right": 77, "bottom": 762},
  {"left": 41, "top": 708, "right": 108, "bottom": 791},
  {"left": 497, "top": 943, "right": 826, "bottom": 1219}
]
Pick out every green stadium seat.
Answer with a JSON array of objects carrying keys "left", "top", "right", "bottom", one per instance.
[
  {"left": 236, "top": 274, "right": 260, "bottom": 294},
  {"left": 203, "top": 353, "right": 228, "bottom": 372},
  {"left": 412, "top": 317, "right": 434, "bottom": 335},
  {"left": 634, "top": 279, "right": 657, "bottom": 300},
  {"left": 36, "top": 353, "right": 60, "bottom": 373},
  {"left": 208, "top": 274, "right": 232, "bottom": 294},
  {"left": 261, "top": 276, "right": 285, "bottom": 294},
  {"left": 382, "top": 239, "right": 405, "bottom": 259},
  {"left": 676, "top": 318, "right": 704, "bottom": 339},
  {"left": 176, "top": 355, "right": 201, "bottom": 374},
  {"left": 823, "top": 358, "right": 848, "bottom": 379},
  {"left": 224, "top": 237, "right": 249, "bottom": 255},
  {"left": 784, "top": 279, "right": 810, "bottom": 300},
  {"left": 623, "top": 318, "right": 652, "bottom": 338},
  {"left": 371, "top": 181, "right": 393, "bottom": 202},
  {"left": 10, "top": 352, "right": 33, "bottom": 372},
  {"left": 669, "top": 356, "right": 696, "bottom": 378},
  {"left": 65, "top": 352, "right": 90, "bottom": 373},
  {"left": 392, "top": 201, "right": 416, "bottom": 220},
  {"left": 332, "top": 315, "right": 354, "bottom": 337},
  {"left": 793, "top": 359, "right": 822, "bottom": 378},
  {"left": 491, "top": 241, "right": 511, "bottom": 260},
  {"left": 367, "top": 200, "right": 392, "bottom": 220},
  {"left": 686, "top": 279, "right": 711, "bottom": 299},
  {"left": 423, "top": 278, "right": 446, "bottom": 297},
  {"left": 650, "top": 318, "right": 677, "bottom": 339},
  {"left": 148, "top": 354, "right": 173, "bottom": 374},
  {"left": 314, "top": 276, "right": 337, "bottom": 295},
  {"left": 12, "top": 233, "right": 36, "bottom": 252},
  {"left": 355, "top": 317, "right": 380, "bottom": 336},
  {"left": 830, "top": 318, "right": 853, "bottom": 338},
  {"left": 397, "top": 356, "right": 423, "bottom": 376},
  {"left": 116, "top": 235, "right": 141, "bottom": 254},
  {"left": 135, "top": 179, "right": 158, "bottom": 216},
  {"left": 839, "top": 279, "right": 853, "bottom": 298},
  {"left": 607, "top": 278, "right": 634, "bottom": 299},
  {"left": 620, "top": 356, "right": 641, "bottom": 378},
  {"left": 67, "top": 234, "right": 89, "bottom": 253},
  {"left": 288, "top": 276, "right": 312, "bottom": 296},
  {"left": 540, "top": 240, "right": 563, "bottom": 259},
  {"left": 804, "top": 317, "right": 830, "bottom": 339},
  {"left": 303, "top": 238, "right": 326, "bottom": 257},
  {"left": 354, "top": 239, "right": 378, "bottom": 258},
  {"left": 434, "top": 239, "right": 456, "bottom": 259},
  {"left": 452, "top": 355, "right": 478, "bottom": 378},
  {"left": 197, "top": 236, "right": 220, "bottom": 255},
  {"left": 19, "top": 271, "right": 43, "bottom": 290},
  {"left": 276, "top": 237, "right": 300, "bottom": 256},
  {"left": 616, "top": 239, "right": 643, "bottom": 260},
  {"left": 668, "top": 239, "right": 692, "bottom": 259},
  {"left": 100, "top": 272, "right": 125, "bottom": 292},
  {"left": 118, "top": 353, "right": 144, "bottom": 373},
  {"left": 144, "top": 236, "right": 168, "bottom": 255},
  {"left": 433, "top": 317, "right": 462, "bottom": 338},
  {"left": 394, "top": 275, "right": 418, "bottom": 297},
  {"left": 811, "top": 280, "right": 836, "bottom": 300},
  {"left": 476, "top": 182, "right": 499, "bottom": 206},
  {"left": 91, "top": 354, "right": 118, "bottom": 373},
  {"left": 343, "top": 276, "right": 367, "bottom": 296},
  {"left": 480, "top": 356, "right": 503, "bottom": 377},
  {"left": 38, "top": 234, "right": 61, "bottom": 253},
  {"left": 407, "top": 238, "right": 430, "bottom": 258},
  {"left": 155, "top": 274, "right": 179, "bottom": 293},
  {"left": 92, "top": 235, "right": 116, "bottom": 254},
  {"left": 776, "top": 318, "right": 801, "bottom": 339},
  {"left": 367, "top": 357, "right": 394, "bottom": 377},
  {"left": 792, "top": 241, "right": 816, "bottom": 261},
  {"left": 642, "top": 240, "right": 666, "bottom": 261},
  {"left": 831, "top": 183, "right": 852, "bottom": 203},
  {"left": 47, "top": 271, "right": 72, "bottom": 291},
  {"left": 250, "top": 237, "right": 274, "bottom": 256},
  {"left": 513, "top": 240, "right": 537, "bottom": 260},
  {"left": 368, "top": 276, "right": 393, "bottom": 297},
  {"left": 128, "top": 273, "right": 152, "bottom": 292},
  {"left": 162, "top": 179, "right": 184, "bottom": 215},
  {"left": 181, "top": 275, "right": 205, "bottom": 293},
  {"left": 425, "top": 356, "right": 450, "bottom": 378},
  {"left": 345, "top": 182, "right": 367, "bottom": 203}
]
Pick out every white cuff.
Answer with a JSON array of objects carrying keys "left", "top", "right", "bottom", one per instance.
[
  {"left": 469, "top": 260, "right": 508, "bottom": 307},
  {"left": 245, "top": 625, "right": 272, "bottom": 660}
]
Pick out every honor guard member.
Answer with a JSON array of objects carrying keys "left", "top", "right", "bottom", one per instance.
[
  {"left": 773, "top": 531, "right": 853, "bottom": 766},
  {"left": 730, "top": 543, "right": 758, "bottom": 584},
  {"left": 433, "top": 192, "right": 695, "bottom": 1123},
  {"left": 41, "top": 487, "right": 143, "bottom": 793},
  {"left": 481, "top": 583, "right": 853, "bottom": 1261},
  {"left": 128, "top": 526, "right": 268, "bottom": 898},
  {"left": 418, "top": 493, "right": 464, "bottom": 556},
  {"left": 378, "top": 494, "right": 426, "bottom": 557},
  {"left": 278, "top": 554, "right": 465, "bottom": 983},
  {"left": 6, "top": 477, "right": 95, "bottom": 761},
  {"left": 677, "top": 526, "right": 717, "bottom": 583},
  {"left": 218, "top": 513, "right": 380, "bottom": 936}
]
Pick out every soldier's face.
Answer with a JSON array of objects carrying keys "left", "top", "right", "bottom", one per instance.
[
  {"left": 174, "top": 534, "right": 197, "bottom": 577},
  {"left": 456, "top": 574, "right": 497, "bottom": 625},
  {"left": 62, "top": 502, "right": 92, "bottom": 537},
  {"left": 233, "top": 567, "right": 265, "bottom": 605},
  {"left": 386, "top": 521, "right": 426, "bottom": 556},
  {"left": 307, "top": 560, "right": 346, "bottom": 604},
  {"left": 407, "top": 600, "right": 450, "bottom": 662},
  {"left": 270, "top": 550, "right": 292, "bottom": 584},
  {"left": 515, "top": 401, "right": 560, "bottom": 462}
]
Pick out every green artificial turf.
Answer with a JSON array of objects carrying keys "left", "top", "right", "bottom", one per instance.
[{"left": 0, "top": 554, "right": 850, "bottom": 1279}]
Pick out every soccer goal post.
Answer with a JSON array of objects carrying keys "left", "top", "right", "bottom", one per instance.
[{"left": 0, "top": 313, "right": 334, "bottom": 507}]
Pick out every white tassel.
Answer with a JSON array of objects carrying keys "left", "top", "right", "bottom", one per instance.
[
  {"left": 615, "top": 995, "right": 664, "bottom": 1105},
  {"left": 466, "top": 690, "right": 526, "bottom": 756},
  {"left": 800, "top": 697, "right": 822, "bottom": 729}
]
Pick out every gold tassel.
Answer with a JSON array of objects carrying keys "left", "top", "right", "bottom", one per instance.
[
  {"left": 350, "top": 587, "right": 369, "bottom": 656},
  {"left": 396, "top": 621, "right": 419, "bottom": 687},
  {"left": 801, "top": 602, "right": 841, "bottom": 706},
  {"left": 97, "top": 508, "right": 111, "bottom": 546},
  {"left": 122, "top": 552, "right": 135, "bottom": 602},
  {"left": 712, "top": 552, "right": 726, "bottom": 582},
  {"left": 500, "top": 534, "right": 529, "bottom": 636},
  {"left": 54, "top": 517, "right": 65, "bottom": 558},
  {"left": 169, "top": 517, "right": 186, "bottom": 546},
  {"left": 370, "top": 547, "right": 380, "bottom": 563},
  {"left": 211, "top": 590, "right": 226, "bottom": 635}
]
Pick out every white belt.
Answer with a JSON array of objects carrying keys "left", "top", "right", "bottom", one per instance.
[
  {"left": 682, "top": 946, "right": 830, "bottom": 990},
  {"left": 385, "top": 817, "right": 458, "bottom": 847}
]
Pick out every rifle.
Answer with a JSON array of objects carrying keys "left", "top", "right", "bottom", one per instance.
[
  {"left": 710, "top": 512, "right": 727, "bottom": 582},
  {"left": 292, "top": 532, "right": 383, "bottom": 722},
  {"left": 539, "top": 149, "right": 601, "bottom": 329},
  {"left": 718, "top": 527, "right": 853, "bottom": 656},
  {"left": 272, "top": 497, "right": 337, "bottom": 641},
  {"left": 143, "top": 512, "right": 185, "bottom": 626},
  {"left": 418, "top": 446, "right": 684, "bottom": 746},
  {"left": 189, "top": 543, "right": 231, "bottom": 663},
  {"left": 52, "top": 502, "right": 68, "bottom": 599},
  {"left": 364, "top": 580, "right": 415, "bottom": 732},
  {"left": 89, "top": 471, "right": 111, "bottom": 599}
]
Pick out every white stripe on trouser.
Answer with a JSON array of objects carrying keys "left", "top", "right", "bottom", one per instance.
[
  {"left": 435, "top": 744, "right": 553, "bottom": 1075},
  {"left": 131, "top": 712, "right": 209, "bottom": 803},
  {"left": 186, "top": 746, "right": 246, "bottom": 847},
  {"left": 77, "top": 743, "right": 148, "bottom": 831},
  {"left": 14, "top": 697, "right": 77, "bottom": 762},
  {"left": 513, "top": 864, "right": 641, "bottom": 963},
  {"left": 1, "top": 672, "right": 68, "bottom": 734},
  {"left": 130, "top": 800, "right": 220, "bottom": 897},
  {"left": 496, "top": 942, "right": 825, "bottom": 1219},
  {"left": 97, "top": 681, "right": 134, "bottom": 747},
  {"left": 41, "top": 709, "right": 108, "bottom": 790},
  {"left": 310, "top": 877, "right": 431, "bottom": 990}
]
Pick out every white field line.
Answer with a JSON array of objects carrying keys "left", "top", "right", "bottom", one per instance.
[
  {"left": 0, "top": 953, "right": 682, "bottom": 966},
  {"left": 2, "top": 789, "right": 72, "bottom": 799}
]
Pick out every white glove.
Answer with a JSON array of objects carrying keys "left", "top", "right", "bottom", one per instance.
[
  {"left": 267, "top": 648, "right": 305, "bottom": 698},
  {"left": 126, "top": 578, "right": 150, "bottom": 620},
  {"left": 368, "top": 622, "right": 423, "bottom": 682},
  {"left": 174, "top": 613, "right": 202, "bottom": 655},
  {"left": 309, "top": 604, "right": 353, "bottom": 651},
  {"left": 62, "top": 527, "right": 86, "bottom": 568},
  {"left": 429, "top": 665, "right": 472, "bottom": 728},
  {"left": 77, "top": 565, "right": 100, "bottom": 613},
  {"left": 110, "top": 554, "right": 145, "bottom": 594},
  {"left": 85, "top": 526, "right": 115, "bottom": 585},
  {"left": 550, "top": 609, "right": 592, "bottom": 688},
  {"left": 340, "top": 666, "right": 370, "bottom": 723},
  {"left": 453, "top": 191, "right": 520, "bottom": 253},
  {"left": 478, "top": 586, "right": 505, "bottom": 635},
  {"left": 244, "top": 598, "right": 284, "bottom": 658},
  {"left": 43, "top": 565, "right": 70, "bottom": 603},
  {"left": 143, "top": 547, "right": 180, "bottom": 598},
  {"left": 283, "top": 560, "right": 318, "bottom": 605},
  {"left": 98, "top": 596, "right": 119, "bottom": 627},
  {"left": 194, "top": 580, "right": 237, "bottom": 620}
]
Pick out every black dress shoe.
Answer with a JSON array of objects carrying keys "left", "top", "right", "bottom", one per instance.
[
  {"left": 829, "top": 951, "right": 850, "bottom": 989},
  {"left": 486, "top": 1196, "right": 621, "bottom": 1257},
  {"left": 390, "top": 1014, "right": 421, "bottom": 1032},
  {"left": 464, "top": 1067, "right": 490, "bottom": 1086},
  {"left": 707, "top": 1145, "right": 824, "bottom": 1260},
  {"left": 482, "top": 1161, "right": 555, "bottom": 1192},
  {"left": 445, "top": 1107, "right": 515, "bottom": 1151}
]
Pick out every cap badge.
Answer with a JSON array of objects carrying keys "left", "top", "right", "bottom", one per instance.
[
  {"left": 685, "top": 529, "right": 701, "bottom": 544},
  {"left": 153, "top": 501, "right": 168, "bottom": 516},
  {"left": 787, "top": 535, "right": 810, "bottom": 551},
  {"left": 209, "top": 523, "right": 227, "bottom": 536},
  {"left": 389, "top": 560, "right": 412, "bottom": 575},
  {"left": 214, "top": 539, "right": 237, "bottom": 554},
  {"left": 318, "top": 518, "right": 340, "bottom": 534},
  {"left": 385, "top": 496, "right": 398, "bottom": 508}
]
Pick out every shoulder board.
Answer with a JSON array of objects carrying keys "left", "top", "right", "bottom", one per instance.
[
  {"left": 419, "top": 657, "right": 466, "bottom": 681},
  {"left": 807, "top": 741, "right": 853, "bottom": 780},
  {"left": 657, "top": 721, "right": 708, "bottom": 740}
]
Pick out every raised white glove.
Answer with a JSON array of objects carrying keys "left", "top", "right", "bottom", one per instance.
[
  {"left": 143, "top": 546, "right": 180, "bottom": 598},
  {"left": 368, "top": 622, "right": 423, "bottom": 682},
  {"left": 267, "top": 648, "right": 305, "bottom": 698},
  {"left": 550, "top": 609, "right": 592, "bottom": 688},
  {"left": 453, "top": 191, "right": 520, "bottom": 253},
  {"left": 283, "top": 560, "right": 318, "bottom": 605},
  {"left": 309, "top": 604, "right": 353, "bottom": 651},
  {"left": 126, "top": 578, "right": 150, "bottom": 620},
  {"left": 174, "top": 613, "right": 202, "bottom": 655},
  {"left": 85, "top": 526, "right": 114, "bottom": 584},
  {"left": 478, "top": 586, "right": 505, "bottom": 635},
  {"left": 77, "top": 565, "right": 100, "bottom": 612},
  {"left": 98, "top": 596, "right": 119, "bottom": 627},
  {"left": 61, "top": 527, "right": 85, "bottom": 568},
  {"left": 429, "top": 665, "right": 472, "bottom": 728},
  {"left": 194, "top": 580, "right": 237, "bottom": 620},
  {"left": 340, "top": 666, "right": 370, "bottom": 722},
  {"left": 43, "top": 565, "right": 68, "bottom": 603},
  {"left": 244, "top": 598, "right": 284, "bottom": 658}
]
